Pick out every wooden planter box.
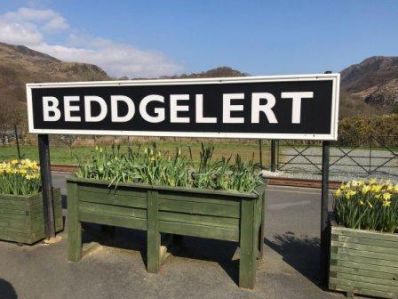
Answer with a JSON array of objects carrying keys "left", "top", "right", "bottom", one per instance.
[
  {"left": 0, "top": 189, "right": 63, "bottom": 244},
  {"left": 67, "top": 177, "right": 266, "bottom": 289},
  {"left": 329, "top": 219, "right": 398, "bottom": 298}
]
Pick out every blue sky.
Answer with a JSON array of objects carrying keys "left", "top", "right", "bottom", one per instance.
[{"left": 0, "top": 1, "right": 397, "bottom": 77}]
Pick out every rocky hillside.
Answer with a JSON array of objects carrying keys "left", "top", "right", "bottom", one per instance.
[
  {"left": 341, "top": 56, "right": 398, "bottom": 114},
  {"left": 161, "top": 66, "right": 247, "bottom": 79},
  {"left": 0, "top": 40, "right": 397, "bottom": 123},
  {"left": 0, "top": 42, "right": 110, "bottom": 109}
]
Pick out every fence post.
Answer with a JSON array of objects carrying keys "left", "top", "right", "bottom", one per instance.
[
  {"left": 369, "top": 137, "right": 372, "bottom": 174},
  {"left": 320, "top": 140, "right": 330, "bottom": 286},
  {"left": 271, "top": 140, "right": 277, "bottom": 172},
  {"left": 38, "top": 134, "right": 56, "bottom": 239},
  {"left": 14, "top": 125, "right": 21, "bottom": 160}
]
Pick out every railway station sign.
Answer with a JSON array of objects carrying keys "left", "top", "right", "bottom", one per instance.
[{"left": 27, "top": 74, "right": 340, "bottom": 140}]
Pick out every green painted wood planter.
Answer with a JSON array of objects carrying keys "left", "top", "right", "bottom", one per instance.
[
  {"left": 67, "top": 177, "right": 266, "bottom": 289},
  {"left": 329, "top": 219, "right": 398, "bottom": 299},
  {"left": 0, "top": 189, "right": 63, "bottom": 244}
]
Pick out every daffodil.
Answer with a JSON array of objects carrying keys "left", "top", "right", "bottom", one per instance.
[
  {"left": 369, "top": 178, "right": 377, "bottom": 185},
  {"left": 362, "top": 185, "right": 371, "bottom": 194},
  {"left": 371, "top": 184, "right": 382, "bottom": 193},
  {"left": 383, "top": 193, "right": 392, "bottom": 201},
  {"left": 382, "top": 200, "right": 391, "bottom": 208}
]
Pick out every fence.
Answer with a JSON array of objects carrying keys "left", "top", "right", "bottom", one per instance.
[{"left": 276, "top": 136, "right": 398, "bottom": 180}]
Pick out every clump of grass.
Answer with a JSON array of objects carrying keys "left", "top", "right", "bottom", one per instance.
[
  {"left": 75, "top": 143, "right": 263, "bottom": 193},
  {"left": 194, "top": 145, "right": 262, "bottom": 192}
]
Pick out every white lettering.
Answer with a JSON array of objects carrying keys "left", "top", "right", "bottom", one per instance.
[
  {"left": 195, "top": 94, "right": 216, "bottom": 123},
  {"left": 64, "top": 96, "right": 81, "bottom": 122},
  {"left": 251, "top": 93, "right": 278, "bottom": 124},
  {"left": 139, "top": 95, "right": 165, "bottom": 123},
  {"left": 42, "top": 96, "right": 61, "bottom": 122},
  {"left": 111, "top": 95, "right": 135, "bottom": 122},
  {"left": 170, "top": 94, "right": 190, "bottom": 123},
  {"left": 85, "top": 96, "right": 107, "bottom": 122},
  {"left": 281, "top": 92, "right": 313, "bottom": 124},
  {"left": 223, "top": 93, "right": 244, "bottom": 123}
]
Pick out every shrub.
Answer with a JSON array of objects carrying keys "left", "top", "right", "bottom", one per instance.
[
  {"left": 333, "top": 179, "right": 398, "bottom": 233},
  {"left": 0, "top": 159, "right": 40, "bottom": 195},
  {"left": 75, "top": 144, "right": 263, "bottom": 193},
  {"left": 337, "top": 113, "right": 398, "bottom": 147}
]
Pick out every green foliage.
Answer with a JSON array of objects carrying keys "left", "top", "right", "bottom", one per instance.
[
  {"left": 75, "top": 144, "right": 263, "bottom": 193},
  {"left": 333, "top": 179, "right": 398, "bottom": 233},
  {"left": 337, "top": 113, "right": 398, "bottom": 147}
]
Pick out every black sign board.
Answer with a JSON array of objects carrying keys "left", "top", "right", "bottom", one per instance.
[{"left": 27, "top": 74, "right": 340, "bottom": 140}]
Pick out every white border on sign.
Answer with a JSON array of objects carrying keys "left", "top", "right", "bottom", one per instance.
[{"left": 26, "top": 73, "right": 340, "bottom": 140}]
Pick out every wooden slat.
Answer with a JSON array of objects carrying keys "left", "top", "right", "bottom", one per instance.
[
  {"left": 158, "top": 199, "right": 240, "bottom": 219},
  {"left": 329, "top": 281, "right": 396, "bottom": 299},
  {"left": 330, "top": 265, "right": 398, "bottom": 280},
  {"left": 0, "top": 201, "right": 29, "bottom": 210},
  {"left": 79, "top": 201, "right": 147, "bottom": 219},
  {"left": 158, "top": 211, "right": 239, "bottom": 228},
  {"left": 0, "top": 208, "right": 27, "bottom": 215},
  {"left": 332, "top": 234, "right": 398, "bottom": 247},
  {"left": 79, "top": 209, "right": 147, "bottom": 230},
  {"left": 331, "top": 246, "right": 398, "bottom": 263},
  {"left": 159, "top": 220, "right": 238, "bottom": 242},
  {"left": 331, "top": 252, "right": 398, "bottom": 268},
  {"left": 0, "top": 219, "right": 28, "bottom": 230},
  {"left": 331, "top": 271, "right": 397, "bottom": 287},
  {"left": 331, "top": 240, "right": 397, "bottom": 255},
  {"left": 79, "top": 188, "right": 147, "bottom": 209},
  {"left": 159, "top": 193, "right": 240, "bottom": 206},
  {"left": 330, "top": 256, "right": 398, "bottom": 275},
  {"left": 332, "top": 226, "right": 398, "bottom": 242},
  {"left": 0, "top": 228, "right": 30, "bottom": 242},
  {"left": 329, "top": 277, "right": 398, "bottom": 294}
]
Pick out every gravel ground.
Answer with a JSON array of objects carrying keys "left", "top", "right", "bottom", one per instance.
[{"left": 274, "top": 146, "right": 398, "bottom": 182}]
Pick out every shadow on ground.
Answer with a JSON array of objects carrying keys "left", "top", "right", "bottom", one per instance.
[
  {"left": 81, "top": 224, "right": 239, "bottom": 285},
  {"left": 0, "top": 278, "right": 18, "bottom": 299},
  {"left": 265, "top": 232, "right": 321, "bottom": 285}
]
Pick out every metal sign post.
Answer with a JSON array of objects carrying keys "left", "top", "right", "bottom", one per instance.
[
  {"left": 320, "top": 140, "right": 330, "bottom": 285},
  {"left": 14, "top": 125, "right": 21, "bottom": 159},
  {"left": 38, "top": 134, "right": 56, "bottom": 239}
]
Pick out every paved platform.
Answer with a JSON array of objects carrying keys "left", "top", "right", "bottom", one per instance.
[{"left": 0, "top": 173, "right": 345, "bottom": 299}]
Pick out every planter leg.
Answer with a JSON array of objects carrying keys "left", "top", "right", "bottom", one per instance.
[
  {"left": 259, "top": 191, "right": 266, "bottom": 259},
  {"left": 239, "top": 199, "right": 256, "bottom": 289},
  {"left": 147, "top": 191, "right": 160, "bottom": 273},
  {"left": 67, "top": 182, "right": 82, "bottom": 261}
]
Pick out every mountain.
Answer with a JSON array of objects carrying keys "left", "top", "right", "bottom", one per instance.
[
  {"left": 160, "top": 66, "right": 248, "bottom": 79},
  {"left": 0, "top": 42, "right": 110, "bottom": 111},
  {"left": 0, "top": 40, "right": 397, "bottom": 125},
  {"left": 340, "top": 56, "right": 398, "bottom": 115}
]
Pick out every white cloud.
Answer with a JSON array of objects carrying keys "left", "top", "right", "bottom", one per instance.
[
  {"left": 33, "top": 41, "right": 182, "bottom": 78},
  {"left": 0, "top": 7, "right": 182, "bottom": 78},
  {"left": 0, "top": 20, "right": 42, "bottom": 46},
  {"left": 2, "top": 7, "right": 69, "bottom": 32}
]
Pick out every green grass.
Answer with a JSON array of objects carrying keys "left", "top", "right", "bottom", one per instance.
[{"left": 0, "top": 141, "right": 269, "bottom": 166}]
